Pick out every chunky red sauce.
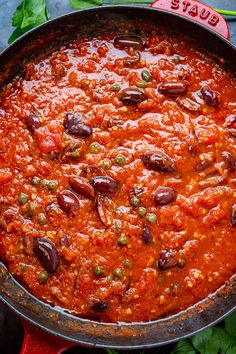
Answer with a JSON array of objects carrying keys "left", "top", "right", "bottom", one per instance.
[{"left": 0, "top": 24, "right": 235, "bottom": 323}]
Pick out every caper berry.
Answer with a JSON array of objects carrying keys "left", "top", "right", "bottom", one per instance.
[
  {"left": 146, "top": 213, "right": 157, "bottom": 224},
  {"left": 18, "top": 193, "right": 28, "bottom": 205},
  {"left": 93, "top": 265, "right": 104, "bottom": 276},
  {"left": 38, "top": 270, "right": 49, "bottom": 284},
  {"left": 114, "top": 154, "right": 126, "bottom": 166}
]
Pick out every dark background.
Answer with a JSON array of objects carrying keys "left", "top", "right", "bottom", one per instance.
[{"left": 0, "top": 0, "right": 235, "bottom": 353}]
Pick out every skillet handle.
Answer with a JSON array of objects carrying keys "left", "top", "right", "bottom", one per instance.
[
  {"left": 21, "top": 321, "right": 74, "bottom": 354},
  {"left": 150, "top": 0, "right": 230, "bottom": 39}
]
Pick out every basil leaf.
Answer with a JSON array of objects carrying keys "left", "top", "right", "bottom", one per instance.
[
  {"left": 12, "top": 3, "right": 23, "bottom": 27},
  {"left": 106, "top": 350, "right": 119, "bottom": 354},
  {"left": 8, "top": 0, "right": 50, "bottom": 44},
  {"left": 191, "top": 328, "right": 219, "bottom": 354},
  {"left": 225, "top": 312, "right": 236, "bottom": 338},
  {"left": 8, "top": 26, "right": 25, "bottom": 44},
  {"left": 171, "top": 339, "right": 196, "bottom": 354},
  {"left": 70, "top": 0, "right": 103, "bottom": 9},
  {"left": 20, "top": 0, "right": 50, "bottom": 29},
  {"left": 226, "top": 346, "right": 236, "bottom": 354}
]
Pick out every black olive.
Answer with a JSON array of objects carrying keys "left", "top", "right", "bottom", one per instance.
[
  {"left": 25, "top": 115, "right": 41, "bottom": 132},
  {"left": 142, "top": 150, "right": 175, "bottom": 173},
  {"left": 157, "top": 250, "right": 178, "bottom": 271},
  {"left": 201, "top": 87, "right": 220, "bottom": 107},
  {"left": 33, "top": 237, "right": 60, "bottom": 274},
  {"left": 222, "top": 151, "right": 236, "bottom": 172},
  {"left": 58, "top": 190, "right": 80, "bottom": 216},
  {"left": 158, "top": 82, "right": 188, "bottom": 97},
  {"left": 63, "top": 112, "right": 92, "bottom": 137},
  {"left": 69, "top": 176, "right": 95, "bottom": 199},
  {"left": 142, "top": 226, "right": 153, "bottom": 244},
  {"left": 90, "top": 176, "right": 118, "bottom": 195},
  {"left": 119, "top": 87, "right": 147, "bottom": 106},
  {"left": 154, "top": 187, "right": 177, "bottom": 206},
  {"left": 231, "top": 204, "right": 236, "bottom": 226}
]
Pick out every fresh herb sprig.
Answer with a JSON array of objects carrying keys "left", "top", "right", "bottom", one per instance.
[{"left": 8, "top": 0, "right": 50, "bottom": 43}]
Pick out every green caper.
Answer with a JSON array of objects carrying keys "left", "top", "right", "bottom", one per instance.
[
  {"left": 130, "top": 196, "right": 140, "bottom": 207},
  {"left": 146, "top": 213, "right": 157, "bottom": 224},
  {"left": 100, "top": 158, "right": 112, "bottom": 170},
  {"left": 40, "top": 179, "right": 49, "bottom": 188},
  {"left": 38, "top": 271, "right": 48, "bottom": 284},
  {"left": 114, "top": 220, "right": 122, "bottom": 231},
  {"left": 138, "top": 207, "right": 147, "bottom": 217},
  {"left": 141, "top": 70, "right": 152, "bottom": 82},
  {"left": 114, "top": 154, "right": 126, "bottom": 166},
  {"left": 30, "top": 176, "right": 40, "bottom": 186},
  {"left": 89, "top": 142, "right": 101, "bottom": 153},
  {"left": 47, "top": 180, "right": 58, "bottom": 192},
  {"left": 117, "top": 235, "right": 128, "bottom": 245},
  {"left": 112, "top": 84, "right": 121, "bottom": 92},
  {"left": 93, "top": 265, "right": 104, "bottom": 276},
  {"left": 70, "top": 151, "right": 80, "bottom": 159},
  {"left": 113, "top": 267, "right": 124, "bottom": 279},
  {"left": 38, "top": 213, "right": 47, "bottom": 226},
  {"left": 18, "top": 193, "right": 28, "bottom": 205},
  {"left": 123, "top": 259, "right": 133, "bottom": 269}
]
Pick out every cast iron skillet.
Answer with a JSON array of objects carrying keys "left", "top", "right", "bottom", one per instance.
[{"left": 0, "top": 1, "right": 236, "bottom": 353}]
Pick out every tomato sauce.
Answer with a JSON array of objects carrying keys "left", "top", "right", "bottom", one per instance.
[{"left": 0, "top": 24, "right": 235, "bottom": 323}]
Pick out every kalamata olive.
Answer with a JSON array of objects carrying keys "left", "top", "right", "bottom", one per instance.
[
  {"left": 154, "top": 186, "right": 177, "bottom": 206},
  {"left": 97, "top": 194, "right": 115, "bottom": 227},
  {"left": 142, "top": 226, "right": 153, "bottom": 244},
  {"left": 158, "top": 82, "right": 187, "bottom": 97},
  {"left": 69, "top": 176, "right": 95, "bottom": 199},
  {"left": 142, "top": 150, "right": 175, "bottom": 173},
  {"left": 63, "top": 112, "right": 92, "bottom": 137},
  {"left": 222, "top": 151, "right": 236, "bottom": 171},
  {"left": 195, "top": 159, "right": 212, "bottom": 172},
  {"left": 231, "top": 204, "right": 236, "bottom": 226},
  {"left": 201, "top": 87, "right": 219, "bottom": 107},
  {"left": 157, "top": 250, "right": 178, "bottom": 271},
  {"left": 25, "top": 115, "right": 41, "bottom": 132},
  {"left": 33, "top": 237, "right": 60, "bottom": 274},
  {"left": 58, "top": 190, "right": 80, "bottom": 216},
  {"left": 90, "top": 176, "right": 118, "bottom": 195},
  {"left": 114, "top": 35, "right": 144, "bottom": 49},
  {"left": 119, "top": 87, "right": 147, "bottom": 106},
  {"left": 91, "top": 301, "right": 109, "bottom": 313}
]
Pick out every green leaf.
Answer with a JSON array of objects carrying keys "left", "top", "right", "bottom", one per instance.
[
  {"left": 171, "top": 339, "right": 196, "bottom": 354},
  {"left": 106, "top": 350, "right": 119, "bottom": 354},
  {"left": 225, "top": 312, "right": 236, "bottom": 337},
  {"left": 21, "top": 0, "right": 50, "bottom": 29},
  {"left": 8, "top": 0, "right": 50, "bottom": 44},
  {"left": 8, "top": 26, "right": 24, "bottom": 44},
  {"left": 70, "top": 0, "right": 103, "bottom": 9},
  {"left": 191, "top": 327, "right": 220, "bottom": 354},
  {"left": 212, "top": 327, "right": 235, "bottom": 354},
  {"left": 12, "top": 3, "right": 23, "bottom": 27},
  {"left": 226, "top": 346, "right": 236, "bottom": 354}
]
